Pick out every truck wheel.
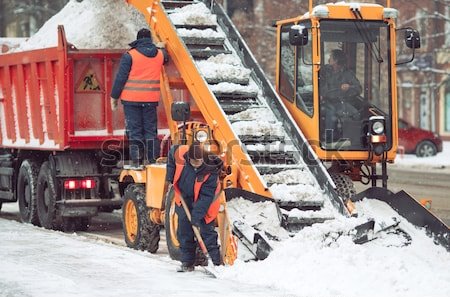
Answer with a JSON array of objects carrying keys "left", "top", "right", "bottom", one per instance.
[
  {"left": 17, "top": 160, "right": 40, "bottom": 225},
  {"left": 122, "top": 184, "right": 160, "bottom": 253},
  {"left": 330, "top": 173, "right": 356, "bottom": 201},
  {"left": 36, "top": 161, "right": 58, "bottom": 230},
  {"left": 415, "top": 140, "right": 437, "bottom": 157},
  {"left": 164, "top": 187, "right": 181, "bottom": 261}
]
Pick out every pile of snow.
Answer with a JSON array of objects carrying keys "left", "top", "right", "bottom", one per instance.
[
  {"left": 208, "top": 81, "right": 259, "bottom": 96},
  {"left": 177, "top": 28, "right": 225, "bottom": 39},
  {"left": 270, "top": 183, "right": 326, "bottom": 202},
  {"left": 196, "top": 54, "right": 252, "bottom": 84},
  {"left": 263, "top": 169, "right": 316, "bottom": 186},
  {"left": 232, "top": 121, "right": 284, "bottom": 137},
  {"left": 0, "top": 38, "right": 27, "bottom": 53},
  {"left": 227, "top": 108, "right": 274, "bottom": 122},
  {"left": 169, "top": 2, "right": 217, "bottom": 25},
  {"left": 221, "top": 198, "right": 450, "bottom": 297},
  {"left": 14, "top": 0, "right": 147, "bottom": 51}
]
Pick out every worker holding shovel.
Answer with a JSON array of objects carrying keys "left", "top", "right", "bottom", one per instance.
[{"left": 166, "top": 141, "right": 223, "bottom": 272}]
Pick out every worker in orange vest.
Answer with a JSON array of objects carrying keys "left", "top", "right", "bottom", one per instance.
[
  {"left": 166, "top": 142, "right": 223, "bottom": 272},
  {"left": 110, "top": 28, "right": 168, "bottom": 168}
]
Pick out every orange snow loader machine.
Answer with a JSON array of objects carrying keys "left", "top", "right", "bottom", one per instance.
[
  {"left": 0, "top": 27, "right": 130, "bottom": 231},
  {"left": 274, "top": 0, "right": 448, "bottom": 246},
  {"left": 118, "top": 0, "right": 447, "bottom": 268}
]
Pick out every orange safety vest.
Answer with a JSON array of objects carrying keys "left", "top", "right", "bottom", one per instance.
[
  {"left": 172, "top": 145, "right": 222, "bottom": 224},
  {"left": 120, "top": 48, "right": 164, "bottom": 103}
]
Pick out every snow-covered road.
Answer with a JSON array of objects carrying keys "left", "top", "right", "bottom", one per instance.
[
  {"left": 0, "top": 219, "right": 285, "bottom": 297},
  {"left": 1, "top": 197, "right": 449, "bottom": 297}
]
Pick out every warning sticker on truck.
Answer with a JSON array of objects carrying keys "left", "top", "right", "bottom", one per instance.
[{"left": 77, "top": 67, "right": 102, "bottom": 92}]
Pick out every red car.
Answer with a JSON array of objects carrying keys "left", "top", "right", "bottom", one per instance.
[{"left": 398, "top": 119, "right": 443, "bottom": 157}]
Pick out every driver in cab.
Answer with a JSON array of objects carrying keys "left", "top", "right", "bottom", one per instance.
[{"left": 319, "top": 49, "right": 362, "bottom": 143}]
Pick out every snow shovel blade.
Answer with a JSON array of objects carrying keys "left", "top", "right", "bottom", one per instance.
[
  {"left": 352, "top": 220, "right": 375, "bottom": 244},
  {"left": 200, "top": 263, "right": 218, "bottom": 278}
]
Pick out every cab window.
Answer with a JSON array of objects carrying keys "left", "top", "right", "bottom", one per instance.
[
  {"left": 295, "top": 22, "right": 313, "bottom": 117},
  {"left": 279, "top": 23, "right": 295, "bottom": 102}
]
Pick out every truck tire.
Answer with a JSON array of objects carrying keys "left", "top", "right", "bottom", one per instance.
[
  {"left": 415, "top": 140, "right": 437, "bottom": 157},
  {"left": 17, "top": 160, "right": 40, "bottom": 226},
  {"left": 36, "top": 161, "right": 59, "bottom": 230},
  {"left": 122, "top": 184, "right": 160, "bottom": 253},
  {"left": 330, "top": 173, "right": 356, "bottom": 201},
  {"left": 164, "top": 187, "right": 181, "bottom": 261}
]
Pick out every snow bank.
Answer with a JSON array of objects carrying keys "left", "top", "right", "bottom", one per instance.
[
  {"left": 14, "top": 0, "right": 147, "bottom": 51},
  {"left": 220, "top": 199, "right": 450, "bottom": 297}
]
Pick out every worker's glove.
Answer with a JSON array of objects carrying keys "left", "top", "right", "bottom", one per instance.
[
  {"left": 191, "top": 216, "right": 203, "bottom": 228},
  {"left": 110, "top": 97, "right": 118, "bottom": 111}
]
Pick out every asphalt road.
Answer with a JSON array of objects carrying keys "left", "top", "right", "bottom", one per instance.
[{"left": 355, "top": 165, "right": 450, "bottom": 226}]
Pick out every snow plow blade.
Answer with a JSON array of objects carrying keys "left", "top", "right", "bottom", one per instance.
[
  {"left": 232, "top": 220, "right": 273, "bottom": 260},
  {"left": 351, "top": 187, "right": 450, "bottom": 251},
  {"left": 224, "top": 188, "right": 279, "bottom": 260}
]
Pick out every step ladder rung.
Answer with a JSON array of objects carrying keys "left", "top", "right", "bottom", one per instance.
[
  {"left": 255, "top": 164, "right": 306, "bottom": 175},
  {"left": 162, "top": 0, "right": 197, "bottom": 10},
  {"left": 190, "top": 49, "right": 232, "bottom": 59},
  {"left": 182, "top": 36, "right": 225, "bottom": 46},
  {"left": 240, "top": 135, "right": 285, "bottom": 143},
  {"left": 205, "top": 77, "right": 249, "bottom": 85},
  {"left": 214, "top": 91, "right": 258, "bottom": 100},
  {"left": 175, "top": 24, "right": 217, "bottom": 30}
]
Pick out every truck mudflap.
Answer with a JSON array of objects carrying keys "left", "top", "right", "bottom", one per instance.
[{"left": 351, "top": 187, "right": 450, "bottom": 251}]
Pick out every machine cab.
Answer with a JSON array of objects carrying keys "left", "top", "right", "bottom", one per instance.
[{"left": 276, "top": 3, "right": 420, "bottom": 163}]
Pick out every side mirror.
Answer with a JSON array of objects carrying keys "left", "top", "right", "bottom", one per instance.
[
  {"left": 405, "top": 28, "right": 420, "bottom": 49},
  {"left": 171, "top": 102, "right": 190, "bottom": 122},
  {"left": 289, "top": 25, "right": 308, "bottom": 46},
  {"left": 396, "top": 27, "right": 420, "bottom": 65}
]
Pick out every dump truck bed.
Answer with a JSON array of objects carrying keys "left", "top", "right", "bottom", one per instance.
[{"left": 0, "top": 28, "right": 128, "bottom": 151}]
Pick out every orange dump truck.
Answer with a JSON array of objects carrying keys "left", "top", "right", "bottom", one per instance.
[{"left": 0, "top": 27, "right": 131, "bottom": 231}]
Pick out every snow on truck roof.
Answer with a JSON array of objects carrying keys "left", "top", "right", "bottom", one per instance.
[{"left": 12, "top": 0, "right": 147, "bottom": 52}]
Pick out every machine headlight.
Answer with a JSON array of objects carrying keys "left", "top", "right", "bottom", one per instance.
[
  {"left": 372, "top": 121, "right": 385, "bottom": 135},
  {"left": 195, "top": 130, "right": 208, "bottom": 143}
]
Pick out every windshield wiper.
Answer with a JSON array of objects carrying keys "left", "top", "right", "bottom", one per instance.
[{"left": 351, "top": 8, "right": 384, "bottom": 63}]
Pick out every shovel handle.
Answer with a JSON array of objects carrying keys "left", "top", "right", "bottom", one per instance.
[{"left": 178, "top": 194, "right": 209, "bottom": 255}]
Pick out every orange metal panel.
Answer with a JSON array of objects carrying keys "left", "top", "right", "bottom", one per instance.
[
  {"left": 29, "top": 63, "right": 45, "bottom": 144},
  {"left": 2, "top": 66, "right": 16, "bottom": 142},
  {"left": 131, "top": 1, "right": 271, "bottom": 197},
  {"left": 105, "top": 58, "right": 114, "bottom": 134},
  {"left": 15, "top": 64, "right": 30, "bottom": 143},
  {"left": 43, "top": 61, "right": 59, "bottom": 144}
]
